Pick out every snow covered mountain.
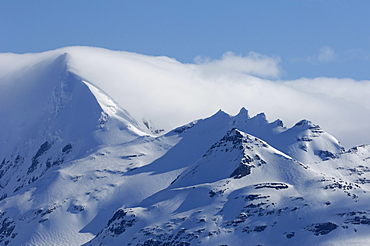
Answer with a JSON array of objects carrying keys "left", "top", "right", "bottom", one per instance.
[
  {"left": 85, "top": 115, "right": 369, "bottom": 246},
  {"left": 0, "top": 48, "right": 370, "bottom": 246}
]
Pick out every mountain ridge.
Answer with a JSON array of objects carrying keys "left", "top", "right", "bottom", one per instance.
[
  {"left": 84, "top": 123, "right": 366, "bottom": 246},
  {"left": 0, "top": 48, "right": 370, "bottom": 245}
]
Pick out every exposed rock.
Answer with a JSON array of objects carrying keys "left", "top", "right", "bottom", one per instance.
[
  {"left": 254, "top": 183, "right": 289, "bottom": 190},
  {"left": 304, "top": 222, "right": 338, "bottom": 235}
]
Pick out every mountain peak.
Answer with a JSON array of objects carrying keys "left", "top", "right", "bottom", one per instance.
[
  {"left": 237, "top": 107, "right": 250, "bottom": 118},
  {"left": 252, "top": 112, "right": 267, "bottom": 123},
  {"left": 271, "top": 119, "right": 284, "bottom": 127},
  {"left": 293, "top": 119, "right": 318, "bottom": 129},
  {"left": 213, "top": 109, "right": 230, "bottom": 117}
]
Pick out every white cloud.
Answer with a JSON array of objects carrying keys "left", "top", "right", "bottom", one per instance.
[
  {"left": 2, "top": 47, "right": 369, "bottom": 148},
  {"left": 64, "top": 47, "right": 370, "bottom": 148}
]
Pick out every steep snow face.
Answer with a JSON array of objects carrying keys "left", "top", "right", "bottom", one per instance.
[
  {"left": 0, "top": 53, "right": 148, "bottom": 211},
  {"left": 0, "top": 53, "right": 145, "bottom": 157}
]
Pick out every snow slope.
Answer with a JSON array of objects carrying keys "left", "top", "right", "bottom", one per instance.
[{"left": 87, "top": 127, "right": 370, "bottom": 246}]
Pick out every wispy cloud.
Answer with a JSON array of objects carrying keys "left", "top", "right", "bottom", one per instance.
[
  {"left": 305, "top": 46, "right": 337, "bottom": 64},
  {"left": 194, "top": 51, "right": 281, "bottom": 79},
  {"left": 344, "top": 48, "right": 370, "bottom": 60},
  {"left": 317, "top": 46, "right": 336, "bottom": 62}
]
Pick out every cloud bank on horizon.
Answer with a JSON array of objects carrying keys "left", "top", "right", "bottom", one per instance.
[{"left": 1, "top": 46, "right": 369, "bottom": 148}]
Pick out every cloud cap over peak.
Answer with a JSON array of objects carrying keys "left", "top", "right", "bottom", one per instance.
[{"left": 1, "top": 46, "right": 369, "bottom": 148}]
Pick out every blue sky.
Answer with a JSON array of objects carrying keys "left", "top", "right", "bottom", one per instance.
[{"left": 1, "top": 0, "right": 370, "bottom": 80}]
